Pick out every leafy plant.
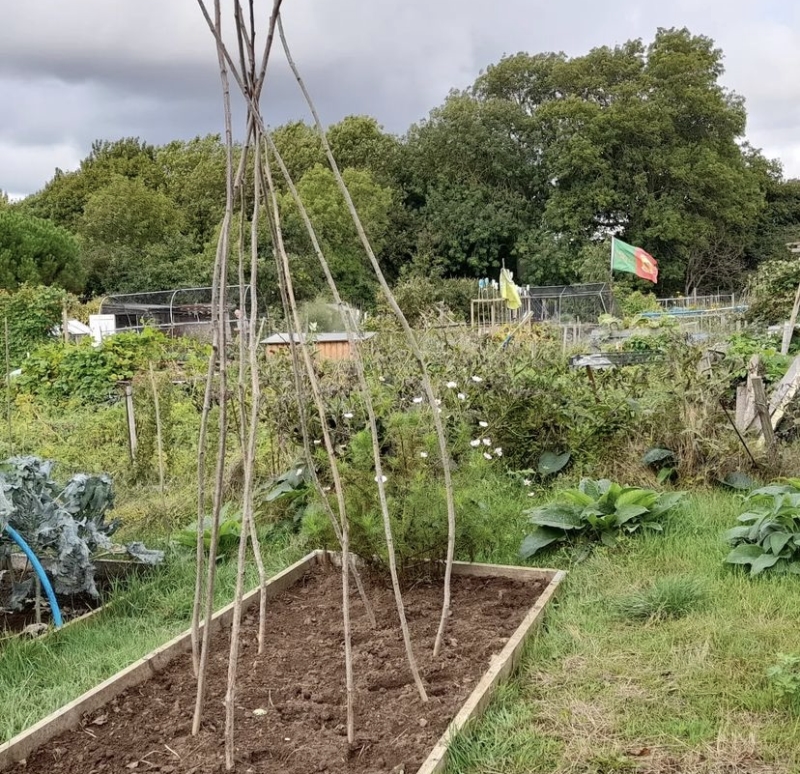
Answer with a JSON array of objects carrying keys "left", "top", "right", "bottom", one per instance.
[
  {"left": 0, "top": 456, "right": 163, "bottom": 609},
  {"left": 173, "top": 504, "right": 241, "bottom": 558},
  {"left": 256, "top": 464, "right": 310, "bottom": 525},
  {"left": 536, "top": 450, "right": 571, "bottom": 478},
  {"left": 642, "top": 447, "right": 676, "bottom": 484},
  {"left": 520, "top": 479, "right": 683, "bottom": 558},
  {"left": 16, "top": 327, "right": 169, "bottom": 404},
  {"left": 718, "top": 471, "right": 758, "bottom": 491},
  {"left": 615, "top": 576, "right": 706, "bottom": 621},
  {"left": 767, "top": 653, "right": 800, "bottom": 708},
  {"left": 724, "top": 481, "right": 800, "bottom": 575}
]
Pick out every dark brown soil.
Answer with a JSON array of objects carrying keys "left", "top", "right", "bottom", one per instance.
[
  {"left": 21, "top": 565, "right": 547, "bottom": 774},
  {"left": 0, "top": 570, "right": 104, "bottom": 636}
]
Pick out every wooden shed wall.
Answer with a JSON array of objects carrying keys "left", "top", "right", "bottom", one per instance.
[{"left": 266, "top": 341, "right": 353, "bottom": 360}]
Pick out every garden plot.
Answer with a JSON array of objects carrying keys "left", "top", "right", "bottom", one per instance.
[{"left": 0, "top": 552, "right": 563, "bottom": 774}]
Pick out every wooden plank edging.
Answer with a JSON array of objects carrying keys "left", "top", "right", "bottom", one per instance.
[
  {"left": 415, "top": 567, "right": 567, "bottom": 774},
  {"left": 0, "top": 551, "right": 319, "bottom": 770},
  {"left": 0, "top": 551, "right": 565, "bottom": 774}
]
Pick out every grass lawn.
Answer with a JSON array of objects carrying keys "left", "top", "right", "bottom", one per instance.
[
  {"left": 2, "top": 489, "right": 799, "bottom": 774},
  {"left": 447, "top": 491, "right": 800, "bottom": 773}
]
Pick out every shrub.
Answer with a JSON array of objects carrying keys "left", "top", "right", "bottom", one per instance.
[
  {"left": 16, "top": 327, "right": 168, "bottom": 404},
  {"left": 746, "top": 258, "right": 800, "bottom": 325},
  {"left": 520, "top": 479, "right": 683, "bottom": 558},
  {"left": 0, "top": 284, "right": 71, "bottom": 368},
  {"left": 615, "top": 288, "right": 661, "bottom": 317},
  {"left": 381, "top": 276, "right": 476, "bottom": 326},
  {"left": 724, "top": 481, "right": 800, "bottom": 576}
]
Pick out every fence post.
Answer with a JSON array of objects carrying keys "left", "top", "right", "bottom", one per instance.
[{"left": 123, "top": 381, "right": 137, "bottom": 461}]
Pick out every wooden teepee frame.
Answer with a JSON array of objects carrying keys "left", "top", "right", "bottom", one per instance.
[{"left": 188, "top": 2, "right": 459, "bottom": 767}]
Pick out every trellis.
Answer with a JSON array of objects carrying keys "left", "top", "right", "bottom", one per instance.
[{"left": 187, "top": 2, "right": 458, "bottom": 768}]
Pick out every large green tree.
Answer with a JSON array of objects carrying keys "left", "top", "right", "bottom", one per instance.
[
  {"left": 275, "top": 164, "right": 394, "bottom": 307},
  {"left": 0, "top": 210, "right": 83, "bottom": 292},
  {"left": 535, "top": 29, "right": 770, "bottom": 292},
  {"left": 21, "top": 138, "right": 165, "bottom": 233}
]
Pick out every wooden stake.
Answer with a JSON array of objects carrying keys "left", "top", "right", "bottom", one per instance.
[
  {"left": 781, "top": 281, "right": 800, "bottom": 355},
  {"left": 751, "top": 376, "right": 776, "bottom": 452},
  {"left": 276, "top": 17, "right": 452, "bottom": 666},
  {"left": 193, "top": 0, "right": 236, "bottom": 736},
  {"left": 4, "top": 316, "right": 12, "bottom": 456},
  {"left": 123, "top": 383, "right": 137, "bottom": 461},
  {"left": 148, "top": 364, "right": 166, "bottom": 502}
]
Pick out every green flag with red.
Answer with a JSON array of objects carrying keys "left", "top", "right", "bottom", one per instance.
[{"left": 611, "top": 237, "right": 658, "bottom": 283}]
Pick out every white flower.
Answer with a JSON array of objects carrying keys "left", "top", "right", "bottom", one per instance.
[
  {"left": 378, "top": 376, "right": 386, "bottom": 383},
  {"left": 479, "top": 421, "right": 489, "bottom": 428},
  {"left": 471, "top": 375, "right": 484, "bottom": 383},
  {"left": 313, "top": 439, "right": 321, "bottom": 445},
  {"left": 482, "top": 438, "right": 492, "bottom": 446},
  {"left": 494, "top": 447, "right": 503, "bottom": 457},
  {"left": 412, "top": 396, "right": 424, "bottom": 404},
  {"left": 528, "top": 491, "right": 536, "bottom": 497},
  {"left": 457, "top": 392, "right": 466, "bottom": 401},
  {"left": 343, "top": 412, "right": 354, "bottom": 419},
  {"left": 435, "top": 399, "right": 442, "bottom": 406},
  {"left": 322, "top": 486, "right": 332, "bottom": 493},
  {"left": 446, "top": 381, "right": 458, "bottom": 389},
  {"left": 470, "top": 439, "right": 481, "bottom": 448},
  {"left": 523, "top": 478, "right": 532, "bottom": 487},
  {"left": 296, "top": 467, "right": 304, "bottom": 476},
  {"left": 419, "top": 451, "right": 429, "bottom": 458},
  {"left": 374, "top": 475, "right": 388, "bottom": 483},
  {"left": 483, "top": 452, "right": 493, "bottom": 460}
]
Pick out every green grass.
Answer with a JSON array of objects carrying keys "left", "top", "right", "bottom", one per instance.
[
  {"left": 3, "top": 481, "right": 800, "bottom": 772},
  {"left": 0, "top": 532, "right": 303, "bottom": 741},
  {"left": 614, "top": 575, "right": 707, "bottom": 622},
  {"left": 447, "top": 490, "right": 800, "bottom": 773}
]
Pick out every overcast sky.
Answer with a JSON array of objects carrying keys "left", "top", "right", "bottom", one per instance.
[{"left": 1, "top": 0, "right": 798, "bottom": 199}]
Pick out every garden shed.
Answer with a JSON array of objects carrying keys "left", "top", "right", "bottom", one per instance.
[{"left": 262, "top": 331, "right": 376, "bottom": 360}]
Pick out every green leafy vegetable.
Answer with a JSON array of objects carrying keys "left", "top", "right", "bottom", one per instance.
[{"left": 520, "top": 479, "right": 683, "bottom": 558}]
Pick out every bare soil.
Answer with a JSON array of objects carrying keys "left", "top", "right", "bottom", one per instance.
[{"left": 20, "top": 565, "right": 546, "bottom": 773}]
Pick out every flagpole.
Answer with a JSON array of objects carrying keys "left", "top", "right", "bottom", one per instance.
[
  {"left": 609, "top": 236, "right": 616, "bottom": 315},
  {"left": 610, "top": 236, "right": 616, "bottom": 281}
]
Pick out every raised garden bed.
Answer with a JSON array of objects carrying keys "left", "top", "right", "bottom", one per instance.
[
  {"left": 0, "top": 550, "right": 564, "bottom": 773},
  {"left": 1, "top": 554, "right": 152, "bottom": 637}
]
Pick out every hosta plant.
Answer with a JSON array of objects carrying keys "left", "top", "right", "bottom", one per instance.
[
  {"left": 520, "top": 478, "right": 683, "bottom": 558},
  {"left": 724, "top": 481, "right": 800, "bottom": 576}
]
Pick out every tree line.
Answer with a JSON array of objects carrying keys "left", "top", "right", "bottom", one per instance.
[{"left": 2, "top": 27, "right": 799, "bottom": 309}]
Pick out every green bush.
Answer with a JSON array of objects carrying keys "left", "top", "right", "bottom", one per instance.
[
  {"left": 16, "top": 327, "right": 168, "bottom": 404},
  {"left": 381, "top": 276, "right": 476, "bottom": 326},
  {"left": 724, "top": 480, "right": 800, "bottom": 575},
  {"left": 0, "top": 285, "right": 70, "bottom": 368},
  {"left": 767, "top": 654, "right": 800, "bottom": 710},
  {"left": 520, "top": 479, "right": 683, "bottom": 558},
  {"left": 746, "top": 258, "right": 800, "bottom": 325},
  {"left": 614, "top": 288, "right": 661, "bottom": 317}
]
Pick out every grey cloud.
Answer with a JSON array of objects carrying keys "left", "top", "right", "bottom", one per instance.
[{"left": 1, "top": 0, "right": 798, "bottom": 196}]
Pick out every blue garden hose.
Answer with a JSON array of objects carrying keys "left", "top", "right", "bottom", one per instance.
[{"left": 3, "top": 525, "right": 63, "bottom": 628}]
